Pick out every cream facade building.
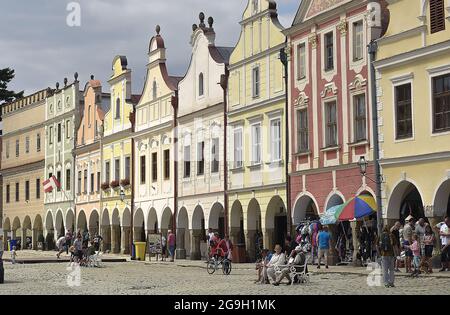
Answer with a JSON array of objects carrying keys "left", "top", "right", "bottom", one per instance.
[
  {"left": 176, "top": 14, "right": 232, "bottom": 260},
  {"left": 2, "top": 89, "right": 49, "bottom": 249}
]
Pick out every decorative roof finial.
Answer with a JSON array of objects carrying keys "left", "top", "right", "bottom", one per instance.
[
  {"left": 192, "top": 24, "right": 198, "bottom": 32},
  {"left": 74, "top": 72, "right": 79, "bottom": 81},
  {"left": 156, "top": 25, "right": 161, "bottom": 35},
  {"left": 90, "top": 75, "right": 95, "bottom": 80},
  {"left": 208, "top": 16, "right": 214, "bottom": 28},
  {"left": 56, "top": 82, "right": 60, "bottom": 89},
  {"left": 64, "top": 78, "right": 68, "bottom": 86},
  {"left": 199, "top": 12, "right": 205, "bottom": 28}
]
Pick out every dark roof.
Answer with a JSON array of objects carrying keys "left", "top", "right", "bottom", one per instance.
[
  {"left": 169, "top": 76, "right": 183, "bottom": 88},
  {"left": 210, "top": 46, "right": 234, "bottom": 64}
]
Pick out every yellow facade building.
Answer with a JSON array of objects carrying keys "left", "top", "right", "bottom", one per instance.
[
  {"left": 374, "top": 0, "right": 450, "bottom": 228},
  {"left": 227, "top": 0, "right": 286, "bottom": 260},
  {"left": 101, "top": 56, "right": 139, "bottom": 254}
]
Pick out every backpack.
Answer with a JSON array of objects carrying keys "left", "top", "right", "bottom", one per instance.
[{"left": 380, "top": 232, "right": 393, "bottom": 253}]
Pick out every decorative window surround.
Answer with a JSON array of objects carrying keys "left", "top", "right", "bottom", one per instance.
[
  {"left": 294, "top": 92, "right": 310, "bottom": 108},
  {"left": 321, "top": 82, "right": 338, "bottom": 98}
]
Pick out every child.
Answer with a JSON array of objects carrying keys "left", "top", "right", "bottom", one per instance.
[
  {"left": 407, "top": 234, "right": 421, "bottom": 276},
  {"left": 255, "top": 249, "right": 270, "bottom": 284},
  {"left": 11, "top": 246, "right": 17, "bottom": 264},
  {"left": 421, "top": 225, "right": 435, "bottom": 274}
]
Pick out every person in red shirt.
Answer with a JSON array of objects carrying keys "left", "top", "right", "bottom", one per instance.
[{"left": 167, "top": 230, "right": 176, "bottom": 262}]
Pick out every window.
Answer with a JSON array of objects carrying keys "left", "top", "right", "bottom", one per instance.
[
  {"left": 297, "top": 109, "right": 309, "bottom": 152},
  {"left": 16, "top": 139, "right": 19, "bottom": 157},
  {"left": 115, "top": 98, "right": 121, "bottom": 119},
  {"left": 125, "top": 156, "right": 131, "bottom": 180},
  {"left": 325, "top": 101, "right": 338, "bottom": 146},
  {"left": 251, "top": 124, "right": 261, "bottom": 165},
  {"left": 140, "top": 156, "right": 146, "bottom": 184},
  {"left": 324, "top": 32, "right": 334, "bottom": 71},
  {"left": 81, "top": 126, "right": 85, "bottom": 144},
  {"left": 57, "top": 171, "right": 61, "bottom": 192},
  {"left": 66, "top": 169, "right": 71, "bottom": 191},
  {"left": 433, "top": 73, "right": 450, "bottom": 133},
  {"left": 105, "top": 161, "right": 110, "bottom": 183},
  {"left": 5, "top": 141, "right": 9, "bottom": 158},
  {"left": 66, "top": 120, "right": 71, "bottom": 139},
  {"left": 97, "top": 172, "right": 100, "bottom": 191},
  {"left": 26, "top": 136, "right": 30, "bottom": 153},
  {"left": 252, "top": 67, "right": 260, "bottom": 98},
  {"left": 25, "top": 180, "right": 30, "bottom": 201},
  {"left": 270, "top": 119, "right": 282, "bottom": 161},
  {"left": 430, "top": 0, "right": 445, "bottom": 34},
  {"left": 199, "top": 73, "right": 204, "bottom": 96},
  {"left": 164, "top": 149, "right": 170, "bottom": 179},
  {"left": 6, "top": 184, "right": 10, "bottom": 203},
  {"left": 90, "top": 173, "right": 94, "bottom": 193},
  {"left": 153, "top": 80, "right": 157, "bottom": 100},
  {"left": 57, "top": 123, "right": 62, "bottom": 142},
  {"left": 83, "top": 170, "right": 88, "bottom": 193},
  {"left": 252, "top": 0, "right": 258, "bottom": 14},
  {"left": 95, "top": 120, "right": 98, "bottom": 137},
  {"left": 77, "top": 171, "right": 81, "bottom": 194},
  {"left": 88, "top": 105, "right": 92, "bottom": 127},
  {"left": 184, "top": 145, "right": 191, "bottom": 178},
  {"left": 49, "top": 126, "right": 53, "bottom": 145},
  {"left": 15, "top": 182, "right": 19, "bottom": 202},
  {"left": 114, "top": 159, "right": 120, "bottom": 181},
  {"left": 152, "top": 152, "right": 158, "bottom": 182},
  {"left": 234, "top": 128, "right": 243, "bottom": 168},
  {"left": 37, "top": 133, "right": 41, "bottom": 152},
  {"left": 395, "top": 84, "right": 413, "bottom": 139},
  {"left": 353, "top": 21, "right": 364, "bottom": 61},
  {"left": 211, "top": 138, "right": 219, "bottom": 173},
  {"left": 354, "top": 94, "right": 367, "bottom": 141},
  {"left": 197, "top": 142, "right": 205, "bottom": 175},
  {"left": 297, "top": 43, "right": 306, "bottom": 80},
  {"left": 36, "top": 179, "right": 40, "bottom": 199}
]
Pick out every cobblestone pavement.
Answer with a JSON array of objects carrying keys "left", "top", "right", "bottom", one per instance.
[{"left": 1, "top": 255, "right": 449, "bottom": 295}]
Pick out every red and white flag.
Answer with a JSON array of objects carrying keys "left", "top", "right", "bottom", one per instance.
[{"left": 43, "top": 175, "right": 61, "bottom": 193}]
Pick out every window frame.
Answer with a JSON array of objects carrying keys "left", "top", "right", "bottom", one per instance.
[
  {"left": 233, "top": 127, "right": 243, "bottom": 168},
  {"left": 432, "top": 73, "right": 450, "bottom": 133},
  {"left": 352, "top": 20, "right": 364, "bottom": 62},
  {"left": 324, "top": 32, "right": 334, "bottom": 72},
  {"left": 394, "top": 83, "right": 414, "bottom": 140},
  {"left": 270, "top": 118, "right": 282, "bottom": 162},
  {"left": 252, "top": 66, "right": 260, "bottom": 98},
  {"left": 197, "top": 141, "right": 205, "bottom": 176},
  {"left": 353, "top": 94, "right": 367, "bottom": 142},
  {"left": 297, "top": 43, "right": 306, "bottom": 80},
  {"left": 140, "top": 155, "right": 146, "bottom": 184},
  {"left": 324, "top": 100, "right": 338, "bottom": 147},
  {"left": 297, "top": 108, "right": 309, "bottom": 153},
  {"left": 251, "top": 122, "right": 262, "bottom": 165}
]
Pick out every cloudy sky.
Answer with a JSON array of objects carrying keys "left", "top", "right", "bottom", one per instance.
[{"left": 0, "top": 0, "right": 299, "bottom": 95}]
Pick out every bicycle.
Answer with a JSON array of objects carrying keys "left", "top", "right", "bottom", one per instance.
[{"left": 206, "top": 248, "right": 232, "bottom": 275}]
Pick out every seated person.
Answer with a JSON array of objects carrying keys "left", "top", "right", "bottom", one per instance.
[
  {"left": 273, "top": 245, "right": 307, "bottom": 286},
  {"left": 266, "top": 245, "right": 286, "bottom": 283},
  {"left": 255, "top": 249, "right": 270, "bottom": 284}
]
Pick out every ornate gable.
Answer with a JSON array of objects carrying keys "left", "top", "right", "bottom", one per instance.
[{"left": 306, "top": 0, "right": 348, "bottom": 19}]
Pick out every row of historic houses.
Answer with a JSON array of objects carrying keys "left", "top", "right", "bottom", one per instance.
[{"left": 2, "top": 0, "right": 450, "bottom": 263}]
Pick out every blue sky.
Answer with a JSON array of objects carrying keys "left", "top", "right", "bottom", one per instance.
[{"left": 0, "top": 0, "right": 300, "bottom": 95}]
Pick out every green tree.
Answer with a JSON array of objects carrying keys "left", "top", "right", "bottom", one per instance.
[{"left": 0, "top": 68, "right": 24, "bottom": 105}]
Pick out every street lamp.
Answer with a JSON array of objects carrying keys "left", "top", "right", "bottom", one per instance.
[{"left": 358, "top": 156, "right": 369, "bottom": 176}]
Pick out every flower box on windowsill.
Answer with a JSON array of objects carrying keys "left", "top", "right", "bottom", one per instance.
[
  {"left": 110, "top": 180, "right": 120, "bottom": 190},
  {"left": 101, "top": 182, "right": 111, "bottom": 192},
  {"left": 120, "top": 178, "right": 130, "bottom": 189}
]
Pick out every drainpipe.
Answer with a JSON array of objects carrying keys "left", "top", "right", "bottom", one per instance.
[
  {"left": 368, "top": 40, "right": 383, "bottom": 237},
  {"left": 280, "top": 45, "right": 292, "bottom": 235},
  {"left": 130, "top": 109, "right": 136, "bottom": 258},
  {"left": 171, "top": 92, "right": 179, "bottom": 248},
  {"left": 220, "top": 68, "right": 230, "bottom": 236}
]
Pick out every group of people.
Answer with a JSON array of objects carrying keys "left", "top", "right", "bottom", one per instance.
[
  {"left": 157, "top": 230, "right": 176, "bottom": 262},
  {"left": 55, "top": 229, "right": 103, "bottom": 262},
  {"left": 379, "top": 215, "right": 450, "bottom": 288}
]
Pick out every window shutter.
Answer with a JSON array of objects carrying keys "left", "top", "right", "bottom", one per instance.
[{"left": 430, "top": 0, "right": 445, "bottom": 34}]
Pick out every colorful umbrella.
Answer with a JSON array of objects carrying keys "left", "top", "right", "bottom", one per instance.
[{"left": 320, "top": 195, "right": 377, "bottom": 225}]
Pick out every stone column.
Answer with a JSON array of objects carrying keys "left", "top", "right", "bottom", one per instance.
[
  {"left": 351, "top": 221, "right": 362, "bottom": 266},
  {"left": 121, "top": 226, "right": 130, "bottom": 255},
  {"left": 110, "top": 226, "right": 118, "bottom": 254},
  {"left": 3, "top": 231, "right": 8, "bottom": 251},
  {"left": 245, "top": 230, "right": 256, "bottom": 262},
  {"left": 32, "top": 229, "right": 38, "bottom": 250},
  {"left": 189, "top": 229, "right": 201, "bottom": 260},
  {"left": 21, "top": 228, "right": 27, "bottom": 250},
  {"left": 12, "top": 230, "right": 16, "bottom": 240},
  {"left": 175, "top": 228, "right": 186, "bottom": 259},
  {"left": 133, "top": 226, "right": 144, "bottom": 242}
]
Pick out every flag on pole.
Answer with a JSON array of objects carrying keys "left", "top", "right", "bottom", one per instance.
[{"left": 43, "top": 175, "right": 61, "bottom": 193}]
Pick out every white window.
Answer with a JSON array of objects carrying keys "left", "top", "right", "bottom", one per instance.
[
  {"left": 353, "top": 20, "right": 364, "bottom": 61},
  {"left": 199, "top": 73, "right": 204, "bottom": 97},
  {"left": 297, "top": 43, "right": 306, "bottom": 80},
  {"left": 234, "top": 128, "right": 243, "bottom": 168},
  {"left": 184, "top": 145, "right": 191, "bottom": 178},
  {"left": 325, "top": 101, "right": 338, "bottom": 146},
  {"left": 251, "top": 123, "right": 261, "bottom": 165},
  {"left": 252, "top": 67, "right": 260, "bottom": 98},
  {"left": 270, "top": 119, "right": 282, "bottom": 162},
  {"left": 354, "top": 94, "right": 366, "bottom": 141},
  {"left": 211, "top": 138, "right": 219, "bottom": 173}
]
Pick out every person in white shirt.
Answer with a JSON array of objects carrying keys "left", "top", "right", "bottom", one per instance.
[
  {"left": 439, "top": 216, "right": 450, "bottom": 272},
  {"left": 266, "top": 245, "right": 286, "bottom": 283}
]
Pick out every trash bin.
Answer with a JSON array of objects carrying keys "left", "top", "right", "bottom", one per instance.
[
  {"left": 134, "top": 242, "right": 146, "bottom": 261},
  {"left": 9, "top": 240, "right": 17, "bottom": 251}
]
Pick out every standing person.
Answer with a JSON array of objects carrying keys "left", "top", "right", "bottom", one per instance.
[
  {"left": 168, "top": 230, "right": 176, "bottom": 262},
  {"left": 93, "top": 233, "right": 103, "bottom": 252},
  {"left": 377, "top": 226, "right": 396, "bottom": 288},
  {"left": 73, "top": 234, "right": 83, "bottom": 262},
  {"left": 439, "top": 216, "right": 450, "bottom": 272},
  {"left": 266, "top": 245, "right": 286, "bottom": 283},
  {"left": 390, "top": 221, "right": 402, "bottom": 272},
  {"left": 406, "top": 234, "right": 421, "bottom": 276},
  {"left": 11, "top": 246, "right": 17, "bottom": 264},
  {"left": 65, "top": 230, "right": 73, "bottom": 255},
  {"left": 402, "top": 217, "right": 414, "bottom": 273},
  {"left": 160, "top": 234, "right": 167, "bottom": 262},
  {"left": 316, "top": 226, "right": 331, "bottom": 269},
  {"left": 56, "top": 235, "right": 66, "bottom": 259},
  {"left": 422, "top": 225, "right": 435, "bottom": 274}
]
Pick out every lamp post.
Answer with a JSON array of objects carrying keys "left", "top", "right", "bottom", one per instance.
[{"left": 120, "top": 188, "right": 125, "bottom": 203}]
